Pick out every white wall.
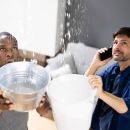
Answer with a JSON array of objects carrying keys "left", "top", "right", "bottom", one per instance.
[{"left": 0, "top": 0, "right": 66, "bottom": 56}]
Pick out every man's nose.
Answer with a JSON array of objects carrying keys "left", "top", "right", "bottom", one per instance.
[{"left": 6, "top": 49, "right": 13, "bottom": 58}]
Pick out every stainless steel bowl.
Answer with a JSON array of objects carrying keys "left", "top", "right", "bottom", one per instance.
[{"left": 0, "top": 61, "right": 50, "bottom": 112}]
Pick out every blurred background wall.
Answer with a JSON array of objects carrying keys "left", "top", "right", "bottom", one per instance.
[
  {"left": 64, "top": 0, "right": 130, "bottom": 48},
  {"left": 0, "top": 0, "right": 130, "bottom": 56}
]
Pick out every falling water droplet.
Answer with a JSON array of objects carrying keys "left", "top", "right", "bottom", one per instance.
[{"left": 23, "top": 49, "right": 27, "bottom": 61}]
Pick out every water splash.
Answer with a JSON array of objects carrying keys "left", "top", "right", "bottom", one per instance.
[
  {"left": 31, "top": 52, "right": 38, "bottom": 64},
  {"left": 23, "top": 49, "right": 27, "bottom": 61},
  {"left": 29, "top": 52, "right": 38, "bottom": 86},
  {"left": 67, "top": 0, "right": 71, "bottom": 6}
]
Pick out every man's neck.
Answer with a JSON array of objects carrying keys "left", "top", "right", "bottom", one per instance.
[{"left": 119, "top": 60, "right": 130, "bottom": 71}]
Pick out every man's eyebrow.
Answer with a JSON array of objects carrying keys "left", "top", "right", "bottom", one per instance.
[
  {"left": 120, "top": 40, "right": 128, "bottom": 42},
  {"left": 0, "top": 44, "right": 5, "bottom": 47},
  {"left": 114, "top": 39, "right": 128, "bottom": 42}
]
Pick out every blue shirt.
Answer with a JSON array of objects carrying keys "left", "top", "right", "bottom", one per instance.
[{"left": 91, "top": 63, "right": 130, "bottom": 130}]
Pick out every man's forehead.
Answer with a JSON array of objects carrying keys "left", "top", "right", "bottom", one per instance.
[
  {"left": 0, "top": 40, "right": 17, "bottom": 46},
  {"left": 0, "top": 37, "right": 17, "bottom": 45},
  {"left": 114, "top": 35, "right": 130, "bottom": 40}
]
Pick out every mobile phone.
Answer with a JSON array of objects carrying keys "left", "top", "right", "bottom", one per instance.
[{"left": 99, "top": 47, "right": 112, "bottom": 61}]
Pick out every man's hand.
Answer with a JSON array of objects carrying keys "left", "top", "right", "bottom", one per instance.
[
  {"left": 88, "top": 75, "right": 103, "bottom": 97},
  {"left": 36, "top": 94, "right": 53, "bottom": 120},
  {"left": 0, "top": 89, "right": 13, "bottom": 112},
  {"left": 85, "top": 48, "right": 112, "bottom": 76}
]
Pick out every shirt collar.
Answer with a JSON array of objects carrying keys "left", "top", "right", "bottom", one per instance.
[
  {"left": 120, "top": 66, "right": 130, "bottom": 77},
  {"left": 112, "top": 63, "right": 130, "bottom": 77}
]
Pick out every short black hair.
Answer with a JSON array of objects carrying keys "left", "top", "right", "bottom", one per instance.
[
  {"left": 0, "top": 31, "right": 17, "bottom": 44},
  {"left": 113, "top": 27, "right": 130, "bottom": 39}
]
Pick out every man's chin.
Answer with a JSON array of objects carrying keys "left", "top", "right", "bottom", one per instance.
[
  {"left": 113, "top": 56, "right": 129, "bottom": 62},
  {"left": 113, "top": 56, "right": 121, "bottom": 61}
]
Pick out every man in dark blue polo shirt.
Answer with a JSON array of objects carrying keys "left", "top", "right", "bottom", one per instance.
[{"left": 86, "top": 27, "right": 130, "bottom": 130}]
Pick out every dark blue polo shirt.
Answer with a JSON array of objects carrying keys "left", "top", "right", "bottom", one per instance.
[{"left": 91, "top": 63, "right": 130, "bottom": 130}]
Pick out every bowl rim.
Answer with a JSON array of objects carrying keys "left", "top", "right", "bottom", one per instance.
[{"left": 0, "top": 61, "right": 51, "bottom": 95}]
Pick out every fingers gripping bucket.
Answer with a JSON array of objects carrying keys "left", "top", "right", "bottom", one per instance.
[{"left": 47, "top": 74, "right": 97, "bottom": 130}]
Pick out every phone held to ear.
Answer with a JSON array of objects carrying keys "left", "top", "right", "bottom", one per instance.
[{"left": 99, "top": 47, "right": 112, "bottom": 61}]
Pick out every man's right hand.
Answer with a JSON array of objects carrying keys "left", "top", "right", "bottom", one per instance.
[
  {"left": 92, "top": 48, "right": 112, "bottom": 68},
  {"left": 0, "top": 89, "right": 13, "bottom": 112},
  {"left": 85, "top": 48, "right": 112, "bottom": 76}
]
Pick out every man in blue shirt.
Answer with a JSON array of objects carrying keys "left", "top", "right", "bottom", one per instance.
[{"left": 86, "top": 27, "right": 130, "bottom": 130}]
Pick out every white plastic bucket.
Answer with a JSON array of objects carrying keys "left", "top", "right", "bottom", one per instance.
[{"left": 47, "top": 74, "right": 97, "bottom": 130}]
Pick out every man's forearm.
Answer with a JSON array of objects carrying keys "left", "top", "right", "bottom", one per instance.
[
  {"left": 98, "top": 91, "right": 128, "bottom": 114},
  {"left": 85, "top": 63, "right": 100, "bottom": 76}
]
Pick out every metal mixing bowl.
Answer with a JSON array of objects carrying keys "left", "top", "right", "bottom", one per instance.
[{"left": 0, "top": 61, "right": 50, "bottom": 112}]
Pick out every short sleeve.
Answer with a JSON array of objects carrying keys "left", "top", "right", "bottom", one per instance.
[{"left": 121, "top": 98, "right": 130, "bottom": 118}]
